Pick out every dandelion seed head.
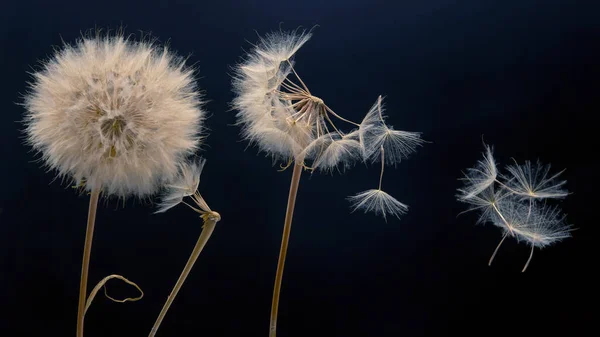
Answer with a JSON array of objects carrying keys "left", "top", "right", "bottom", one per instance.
[
  {"left": 24, "top": 34, "right": 205, "bottom": 197},
  {"left": 233, "top": 31, "right": 314, "bottom": 161}
]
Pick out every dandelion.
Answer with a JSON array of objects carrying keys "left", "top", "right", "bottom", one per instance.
[
  {"left": 149, "top": 158, "right": 220, "bottom": 337},
  {"left": 232, "top": 29, "right": 423, "bottom": 336},
  {"left": 23, "top": 32, "right": 205, "bottom": 337},
  {"left": 457, "top": 143, "right": 572, "bottom": 272}
]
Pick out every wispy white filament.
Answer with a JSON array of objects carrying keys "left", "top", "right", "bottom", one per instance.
[
  {"left": 348, "top": 189, "right": 408, "bottom": 221},
  {"left": 457, "top": 144, "right": 498, "bottom": 200},
  {"left": 359, "top": 96, "right": 424, "bottom": 165},
  {"left": 502, "top": 160, "right": 568, "bottom": 199},
  {"left": 155, "top": 158, "right": 206, "bottom": 213}
]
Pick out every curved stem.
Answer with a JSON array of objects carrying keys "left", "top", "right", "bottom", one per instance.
[
  {"left": 270, "top": 162, "right": 303, "bottom": 337},
  {"left": 522, "top": 244, "right": 535, "bottom": 272},
  {"left": 149, "top": 217, "right": 219, "bottom": 337},
  {"left": 489, "top": 231, "right": 508, "bottom": 266},
  {"left": 76, "top": 188, "right": 101, "bottom": 337}
]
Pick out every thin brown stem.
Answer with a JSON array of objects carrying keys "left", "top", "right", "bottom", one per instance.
[
  {"left": 270, "top": 162, "right": 303, "bottom": 337},
  {"left": 76, "top": 188, "right": 101, "bottom": 337},
  {"left": 522, "top": 244, "right": 535, "bottom": 272},
  {"left": 149, "top": 213, "right": 220, "bottom": 337},
  {"left": 489, "top": 231, "right": 509, "bottom": 266}
]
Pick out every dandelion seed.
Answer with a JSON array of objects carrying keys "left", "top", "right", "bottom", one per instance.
[
  {"left": 348, "top": 146, "right": 408, "bottom": 221},
  {"left": 507, "top": 203, "right": 571, "bottom": 272},
  {"left": 501, "top": 160, "right": 568, "bottom": 199},
  {"left": 456, "top": 143, "right": 572, "bottom": 272},
  {"left": 359, "top": 96, "right": 424, "bottom": 165},
  {"left": 348, "top": 189, "right": 408, "bottom": 221},
  {"left": 155, "top": 158, "right": 205, "bottom": 213},
  {"left": 457, "top": 144, "right": 497, "bottom": 200},
  {"left": 302, "top": 131, "right": 361, "bottom": 172},
  {"left": 457, "top": 185, "right": 510, "bottom": 226},
  {"left": 254, "top": 30, "right": 313, "bottom": 64}
]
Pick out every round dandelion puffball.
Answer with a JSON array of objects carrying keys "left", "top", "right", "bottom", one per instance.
[{"left": 24, "top": 35, "right": 205, "bottom": 197}]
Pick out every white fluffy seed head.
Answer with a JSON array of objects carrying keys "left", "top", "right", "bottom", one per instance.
[
  {"left": 232, "top": 30, "right": 313, "bottom": 162},
  {"left": 23, "top": 34, "right": 205, "bottom": 198}
]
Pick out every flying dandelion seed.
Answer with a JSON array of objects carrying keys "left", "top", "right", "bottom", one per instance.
[
  {"left": 349, "top": 147, "right": 408, "bottom": 221},
  {"left": 359, "top": 96, "right": 424, "bottom": 166},
  {"left": 457, "top": 143, "right": 572, "bottom": 272},
  {"left": 457, "top": 144, "right": 497, "bottom": 200},
  {"left": 154, "top": 158, "right": 205, "bottom": 213},
  {"left": 501, "top": 160, "right": 568, "bottom": 199}
]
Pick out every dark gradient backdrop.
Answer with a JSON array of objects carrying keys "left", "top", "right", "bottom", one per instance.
[{"left": 0, "top": 1, "right": 597, "bottom": 336}]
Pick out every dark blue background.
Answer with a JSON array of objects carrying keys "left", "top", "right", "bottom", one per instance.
[{"left": 0, "top": 0, "right": 597, "bottom": 336}]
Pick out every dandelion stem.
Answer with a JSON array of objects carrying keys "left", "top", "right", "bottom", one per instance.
[
  {"left": 378, "top": 146, "right": 385, "bottom": 190},
  {"left": 149, "top": 214, "right": 219, "bottom": 337},
  {"left": 489, "top": 231, "right": 508, "bottom": 266},
  {"left": 76, "top": 188, "right": 100, "bottom": 337},
  {"left": 522, "top": 244, "right": 535, "bottom": 272},
  {"left": 270, "top": 161, "right": 303, "bottom": 337}
]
